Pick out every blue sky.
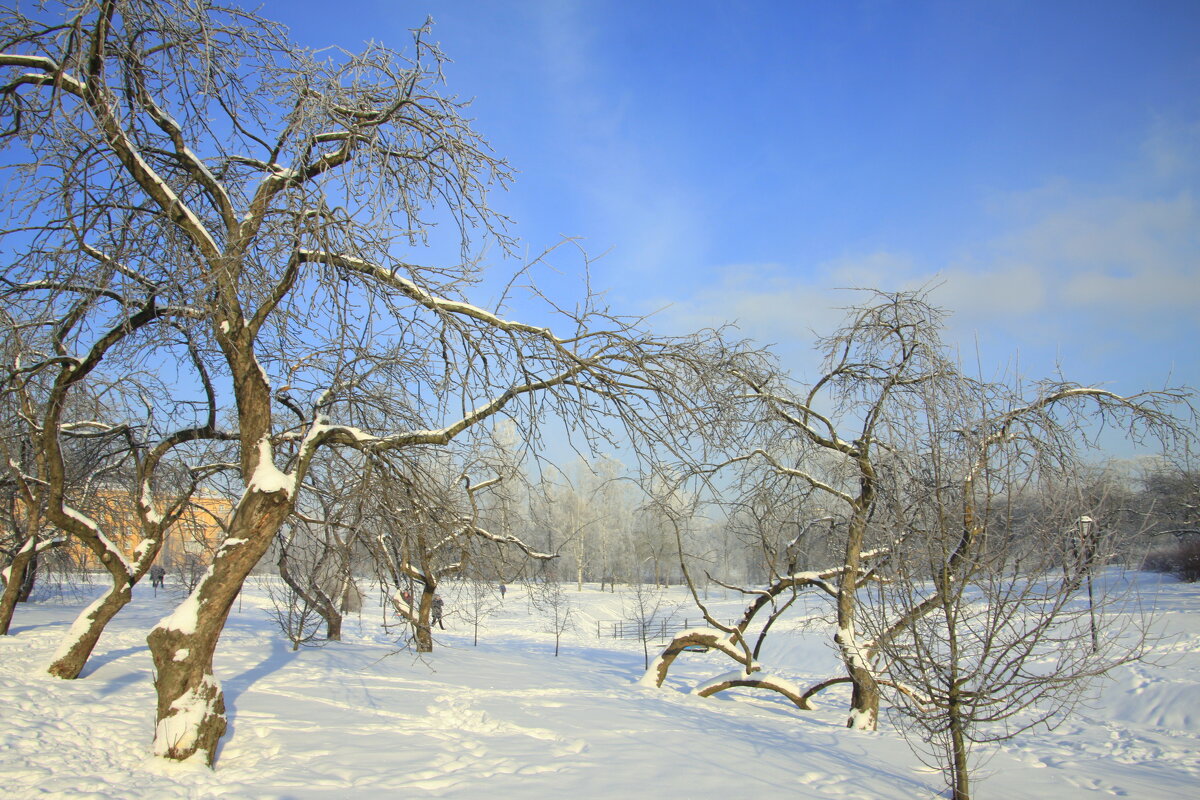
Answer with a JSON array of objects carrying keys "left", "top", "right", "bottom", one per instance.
[{"left": 261, "top": 0, "right": 1199, "bottom": 404}]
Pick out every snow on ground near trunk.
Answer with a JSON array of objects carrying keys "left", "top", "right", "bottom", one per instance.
[{"left": 1, "top": 575, "right": 1197, "bottom": 799}]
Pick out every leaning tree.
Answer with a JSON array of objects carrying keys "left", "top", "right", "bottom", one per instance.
[{"left": 0, "top": 0, "right": 731, "bottom": 765}]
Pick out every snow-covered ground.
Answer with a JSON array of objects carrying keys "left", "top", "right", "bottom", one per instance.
[{"left": 1, "top": 573, "right": 1197, "bottom": 799}]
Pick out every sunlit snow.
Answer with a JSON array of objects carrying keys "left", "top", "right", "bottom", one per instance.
[{"left": 1, "top": 574, "right": 1196, "bottom": 798}]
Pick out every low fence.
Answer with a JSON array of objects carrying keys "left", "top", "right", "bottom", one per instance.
[{"left": 596, "top": 618, "right": 723, "bottom": 642}]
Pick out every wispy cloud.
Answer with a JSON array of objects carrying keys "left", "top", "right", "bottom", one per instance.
[{"left": 661, "top": 121, "right": 1199, "bottom": 387}]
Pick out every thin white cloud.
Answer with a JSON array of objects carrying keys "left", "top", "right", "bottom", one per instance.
[
  {"left": 669, "top": 119, "right": 1199, "bottom": 344},
  {"left": 997, "top": 192, "right": 1199, "bottom": 314},
  {"left": 1142, "top": 117, "right": 1200, "bottom": 182},
  {"left": 656, "top": 120, "right": 1199, "bottom": 401}
]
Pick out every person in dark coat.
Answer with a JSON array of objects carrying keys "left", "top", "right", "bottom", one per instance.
[{"left": 431, "top": 595, "right": 445, "bottom": 629}]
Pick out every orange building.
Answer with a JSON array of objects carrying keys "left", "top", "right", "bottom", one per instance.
[{"left": 71, "top": 490, "right": 233, "bottom": 570}]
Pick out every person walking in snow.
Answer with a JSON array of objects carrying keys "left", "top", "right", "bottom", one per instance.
[
  {"left": 149, "top": 564, "right": 166, "bottom": 592},
  {"left": 499, "top": 582, "right": 506, "bottom": 599},
  {"left": 431, "top": 594, "right": 445, "bottom": 629}
]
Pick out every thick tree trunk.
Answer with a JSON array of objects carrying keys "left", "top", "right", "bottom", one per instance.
[
  {"left": 0, "top": 545, "right": 36, "bottom": 635},
  {"left": 837, "top": 504, "right": 880, "bottom": 730},
  {"left": 18, "top": 553, "right": 38, "bottom": 601},
  {"left": 844, "top": 660, "right": 880, "bottom": 730},
  {"left": 311, "top": 586, "right": 342, "bottom": 642},
  {"left": 47, "top": 580, "right": 132, "bottom": 678},
  {"left": 836, "top": 614, "right": 881, "bottom": 729},
  {"left": 147, "top": 488, "right": 288, "bottom": 766},
  {"left": 414, "top": 586, "right": 435, "bottom": 653},
  {"left": 46, "top": 526, "right": 168, "bottom": 678},
  {"left": 324, "top": 606, "right": 342, "bottom": 641}
]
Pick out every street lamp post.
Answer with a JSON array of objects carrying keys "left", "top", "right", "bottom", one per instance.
[{"left": 1077, "top": 515, "right": 1098, "bottom": 653}]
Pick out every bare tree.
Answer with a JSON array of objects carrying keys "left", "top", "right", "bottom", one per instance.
[
  {"left": 865, "top": 452, "right": 1158, "bottom": 800},
  {"left": 648, "top": 290, "right": 1192, "bottom": 738},
  {"left": 272, "top": 455, "right": 373, "bottom": 644},
  {"left": 528, "top": 465, "right": 607, "bottom": 591},
  {"left": 258, "top": 572, "right": 325, "bottom": 652},
  {"left": 0, "top": 308, "right": 229, "bottom": 679},
  {"left": 0, "top": 366, "right": 63, "bottom": 632},
  {"left": 530, "top": 574, "right": 575, "bottom": 656},
  {"left": 368, "top": 452, "right": 555, "bottom": 653},
  {"left": 0, "top": 0, "right": 733, "bottom": 765},
  {"left": 623, "top": 576, "right": 681, "bottom": 671},
  {"left": 1137, "top": 450, "right": 1200, "bottom": 579},
  {"left": 459, "top": 572, "right": 503, "bottom": 647}
]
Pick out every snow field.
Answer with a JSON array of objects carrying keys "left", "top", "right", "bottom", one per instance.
[{"left": 0, "top": 575, "right": 1197, "bottom": 798}]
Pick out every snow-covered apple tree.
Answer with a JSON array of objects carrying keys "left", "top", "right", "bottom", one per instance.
[
  {"left": 647, "top": 290, "right": 1192, "bottom": 743},
  {"left": 0, "top": 0, "right": 732, "bottom": 765}
]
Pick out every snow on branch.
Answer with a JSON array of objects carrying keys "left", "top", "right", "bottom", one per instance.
[{"left": 466, "top": 523, "right": 555, "bottom": 561}]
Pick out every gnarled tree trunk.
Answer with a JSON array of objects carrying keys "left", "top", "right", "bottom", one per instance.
[
  {"left": 414, "top": 584, "right": 436, "bottom": 653},
  {"left": 147, "top": 488, "right": 289, "bottom": 766},
  {"left": 0, "top": 537, "right": 37, "bottom": 635},
  {"left": 47, "top": 575, "right": 132, "bottom": 678}
]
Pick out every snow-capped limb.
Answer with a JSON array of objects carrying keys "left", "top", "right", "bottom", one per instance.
[
  {"left": 781, "top": 571, "right": 840, "bottom": 599},
  {"left": 0, "top": 53, "right": 87, "bottom": 94},
  {"left": 6, "top": 534, "right": 37, "bottom": 562},
  {"left": 701, "top": 449, "right": 857, "bottom": 507},
  {"left": 389, "top": 588, "right": 414, "bottom": 618},
  {"left": 787, "top": 515, "right": 836, "bottom": 551},
  {"left": 463, "top": 474, "right": 504, "bottom": 497},
  {"left": 695, "top": 671, "right": 812, "bottom": 710},
  {"left": 642, "top": 628, "right": 755, "bottom": 689},
  {"left": 247, "top": 437, "right": 296, "bottom": 497},
  {"left": 0, "top": 44, "right": 227, "bottom": 267},
  {"left": 748, "top": 449, "right": 857, "bottom": 505},
  {"left": 297, "top": 250, "right": 562, "bottom": 344},
  {"left": 467, "top": 524, "right": 556, "bottom": 561},
  {"left": 706, "top": 564, "right": 849, "bottom": 635},
  {"left": 60, "top": 505, "right": 135, "bottom": 578},
  {"left": 456, "top": 472, "right": 555, "bottom": 559},
  {"left": 129, "top": 70, "right": 236, "bottom": 235},
  {"left": 138, "top": 480, "right": 164, "bottom": 526},
  {"left": 377, "top": 536, "right": 426, "bottom": 587},
  {"left": 57, "top": 420, "right": 124, "bottom": 435},
  {"left": 731, "top": 367, "right": 851, "bottom": 453},
  {"left": 311, "top": 364, "right": 596, "bottom": 455}
]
